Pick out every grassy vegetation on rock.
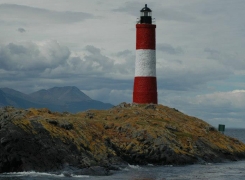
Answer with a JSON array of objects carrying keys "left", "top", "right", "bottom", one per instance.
[{"left": 1, "top": 103, "right": 245, "bottom": 173}]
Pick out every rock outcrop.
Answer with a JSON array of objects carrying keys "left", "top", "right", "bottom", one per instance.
[{"left": 1, "top": 103, "right": 245, "bottom": 175}]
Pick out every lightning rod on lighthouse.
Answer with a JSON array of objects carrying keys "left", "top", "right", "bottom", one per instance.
[{"left": 133, "top": 4, "right": 158, "bottom": 104}]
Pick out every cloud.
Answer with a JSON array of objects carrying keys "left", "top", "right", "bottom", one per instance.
[
  {"left": 0, "top": 41, "right": 118, "bottom": 77},
  {"left": 158, "top": 89, "right": 245, "bottom": 127},
  {"left": 156, "top": 55, "right": 232, "bottom": 91},
  {"left": 154, "top": 8, "right": 197, "bottom": 23},
  {"left": 0, "top": 41, "right": 133, "bottom": 78},
  {"left": 113, "top": 2, "right": 197, "bottom": 22},
  {"left": 65, "top": 45, "right": 116, "bottom": 77},
  {"left": 204, "top": 48, "right": 245, "bottom": 71},
  {"left": 191, "top": 90, "right": 245, "bottom": 127},
  {"left": 85, "top": 45, "right": 101, "bottom": 55},
  {"left": 17, "top": 28, "right": 26, "bottom": 33},
  {"left": 116, "top": 49, "right": 133, "bottom": 57},
  {"left": 0, "top": 40, "right": 134, "bottom": 93},
  {"left": 0, "top": 4, "right": 94, "bottom": 24},
  {"left": 112, "top": 2, "right": 141, "bottom": 16},
  {"left": 157, "top": 43, "right": 184, "bottom": 55},
  {"left": 204, "top": 48, "right": 221, "bottom": 60},
  {"left": 193, "top": 90, "right": 245, "bottom": 110},
  {"left": 114, "top": 49, "right": 135, "bottom": 75},
  {"left": 0, "top": 40, "right": 70, "bottom": 72}
]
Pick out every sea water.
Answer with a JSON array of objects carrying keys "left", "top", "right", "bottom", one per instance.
[{"left": 1, "top": 129, "right": 245, "bottom": 180}]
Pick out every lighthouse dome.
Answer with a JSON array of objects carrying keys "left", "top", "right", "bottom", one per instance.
[{"left": 140, "top": 4, "right": 152, "bottom": 13}]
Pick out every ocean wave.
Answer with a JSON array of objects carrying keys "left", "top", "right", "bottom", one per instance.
[
  {"left": 0, "top": 171, "right": 89, "bottom": 178},
  {"left": 147, "top": 164, "right": 154, "bottom": 166},
  {"left": 128, "top": 164, "right": 142, "bottom": 169}
]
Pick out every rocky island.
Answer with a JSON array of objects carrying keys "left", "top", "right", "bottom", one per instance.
[{"left": 1, "top": 103, "right": 245, "bottom": 176}]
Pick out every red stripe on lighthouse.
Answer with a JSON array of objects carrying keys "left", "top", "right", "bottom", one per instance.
[
  {"left": 133, "top": 77, "right": 158, "bottom": 104},
  {"left": 136, "top": 24, "right": 156, "bottom": 50},
  {"left": 134, "top": 77, "right": 157, "bottom": 92}
]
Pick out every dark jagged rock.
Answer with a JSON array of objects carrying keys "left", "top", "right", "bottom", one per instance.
[{"left": 0, "top": 104, "right": 245, "bottom": 175}]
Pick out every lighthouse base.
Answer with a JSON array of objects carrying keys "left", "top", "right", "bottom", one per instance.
[{"left": 133, "top": 77, "right": 158, "bottom": 104}]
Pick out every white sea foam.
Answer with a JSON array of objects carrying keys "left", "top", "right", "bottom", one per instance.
[
  {"left": 0, "top": 171, "right": 65, "bottom": 177},
  {"left": 71, "top": 174, "right": 90, "bottom": 178},
  {"left": 147, "top": 164, "right": 154, "bottom": 166},
  {"left": 128, "top": 164, "right": 142, "bottom": 170},
  {"left": 0, "top": 171, "right": 89, "bottom": 178}
]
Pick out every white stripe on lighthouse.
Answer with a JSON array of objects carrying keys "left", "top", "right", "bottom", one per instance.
[{"left": 135, "top": 50, "right": 156, "bottom": 77}]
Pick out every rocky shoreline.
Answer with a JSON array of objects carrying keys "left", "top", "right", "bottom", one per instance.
[{"left": 1, "top": 103, "right": 245, "bottom": 176}]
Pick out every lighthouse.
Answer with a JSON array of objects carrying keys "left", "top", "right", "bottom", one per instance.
[{"left": 133, "top": 4, "right": 157, "bottom": 104}]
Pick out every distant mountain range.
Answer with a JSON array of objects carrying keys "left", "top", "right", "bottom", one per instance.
[{"left": 0, "top": 86, "right": 113, "bottom": 113}]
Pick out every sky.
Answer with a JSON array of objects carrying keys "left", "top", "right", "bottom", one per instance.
[{"left": 0, "top": 0, "right": 245, "bottom": 128}]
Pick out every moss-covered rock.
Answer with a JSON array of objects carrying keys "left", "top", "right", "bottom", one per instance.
[{"left": 0, "top": 103, "right": 245, "bottom": 174}]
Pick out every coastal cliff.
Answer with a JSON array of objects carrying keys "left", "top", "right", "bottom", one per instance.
[{"left": 1, "top": 103, "right": 245, "bottom": 175}]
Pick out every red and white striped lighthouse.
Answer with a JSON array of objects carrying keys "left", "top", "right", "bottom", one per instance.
[{"left": 133, "top": 4, "right": 157, "bottom": 104}]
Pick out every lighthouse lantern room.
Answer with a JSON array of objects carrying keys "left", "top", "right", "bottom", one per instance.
[
  {"left": 133, "top": 4, "right": 158, "bottom": 104},
  {"left": 140, "top": 4, "right": 152, "bottom": 24}
]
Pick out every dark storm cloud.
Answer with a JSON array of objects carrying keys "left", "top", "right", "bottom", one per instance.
[
  {"left": 17, "top": 28, "right": 26, "bottom": 33},
  {"left": 157, "top": 43, "right": 184, "bottom": 55},
  {"left": 0, "top": 4, "right": 94, "bottom": 24}
]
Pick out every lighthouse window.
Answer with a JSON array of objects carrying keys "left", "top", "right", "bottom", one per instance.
[{"left": 141, "top": 12, "right": 151, "bottom": 17}]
